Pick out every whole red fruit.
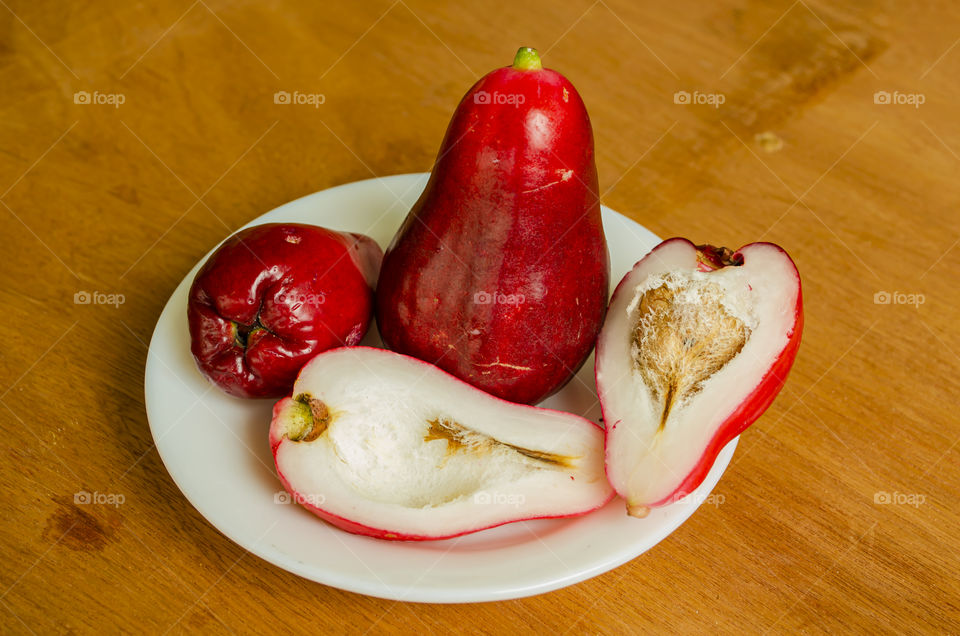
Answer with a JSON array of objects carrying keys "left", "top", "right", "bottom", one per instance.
[
  {"left": 376, "top": 47, "right": 609, "bottom": 405},
  {"left": 187, "top": 223, "right": 382, "bottom": 398}
]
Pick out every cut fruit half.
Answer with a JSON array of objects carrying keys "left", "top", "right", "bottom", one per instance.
[
  {"left": 596, "top": 238, "right": 803, "bottom": 517},
  {"left": 270, "top": 347, "right": 613, "bottom": 540}
]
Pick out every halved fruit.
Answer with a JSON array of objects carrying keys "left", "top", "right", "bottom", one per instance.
[
  {"left": 270, "top": 347, "right": 613, "bottom": 540},
  {"left": 596, "top": 238, "right": 803, "bottom": 517}
]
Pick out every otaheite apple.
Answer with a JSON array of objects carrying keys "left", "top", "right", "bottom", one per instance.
[
  {"left": 376, "top": 47, "right": 609, "bottom": 405},
  {"left": 596, "top": 238, "right": 803, "bottom": 517},
  {"left": 187, "top": 223, "right": 383, "bottom": 398},
  {"left": 269, "top": 347, "right": 614, "bottom": 540}
]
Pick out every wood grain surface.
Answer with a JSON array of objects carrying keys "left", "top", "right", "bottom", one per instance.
[{"left": 1, "top": 0, "right": 958, "bottom": 633}]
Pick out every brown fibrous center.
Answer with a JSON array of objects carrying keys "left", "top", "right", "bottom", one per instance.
[
  {"left": 631, "top": 276, "right": 750, "bottom": 433},
  {"left": 424, "top": 418, "right": 576, "bottom": 469}
]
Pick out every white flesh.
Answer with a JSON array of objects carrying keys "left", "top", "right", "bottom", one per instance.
[{"left": 273, "top": 348, "right": 611, "bottom": 537}]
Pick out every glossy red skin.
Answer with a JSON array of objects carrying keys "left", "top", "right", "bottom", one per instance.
[
  {"left": 376, "top": 62, "right": 610, "bottom": 405},
  {"left": 187, "top": 224, "right": 382, "bottom": 398},
  {"left": 597, "top": 238, "right": 804, "bottom": 508},
  {"left": 268, "top": 347, "right": 614, "bottom": 541}
]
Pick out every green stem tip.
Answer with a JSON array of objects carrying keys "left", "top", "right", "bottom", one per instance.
[{"left": 512, "top": 47, "right": 542, "bottom": 71}]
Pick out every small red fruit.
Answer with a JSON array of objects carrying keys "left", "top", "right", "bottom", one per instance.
[
  {"left": 596, "top": 238, "right": 803, "bottom": 516},
  {"left": 187, "top": 223, "right": 382, "bottom": 398}
]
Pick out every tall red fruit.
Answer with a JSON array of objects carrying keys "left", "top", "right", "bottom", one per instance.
[{"left": 376, "top": 47, "right": 609, "bottom": 405}]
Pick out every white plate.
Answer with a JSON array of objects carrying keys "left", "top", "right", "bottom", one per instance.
[{"left": 144, "top": 173, "right": 737, "bottom": 603}]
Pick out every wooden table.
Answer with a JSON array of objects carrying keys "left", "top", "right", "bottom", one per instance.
[{"left": 2, "top": 0, "right": 957, "bottom": 632}]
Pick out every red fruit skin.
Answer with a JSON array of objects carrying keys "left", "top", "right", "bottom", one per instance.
[
  {"left": 187, "top": 224, "right": 383, "bottom": 399},
  {"left": 269, "top": 347, "right": 615, "bottom": 541},
  {"left": 598, "top": 238, "right": 804, "bottom": 507},
  {"left": 375, "top": 61, "right": 609, "bottom": 405}
]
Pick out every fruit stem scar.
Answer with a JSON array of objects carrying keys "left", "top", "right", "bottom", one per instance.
[
  {"left": 232, "top": 302, "right": 275, "bottom": 349},
  {"left": 233, "top": 322, "right": 266, "bottom": 348},
  {"left": 290, "top": 393, "right": 333, "bottom": 442},
  {"left": 695, "top": 244, "right": 743, "bottom": 271}
]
